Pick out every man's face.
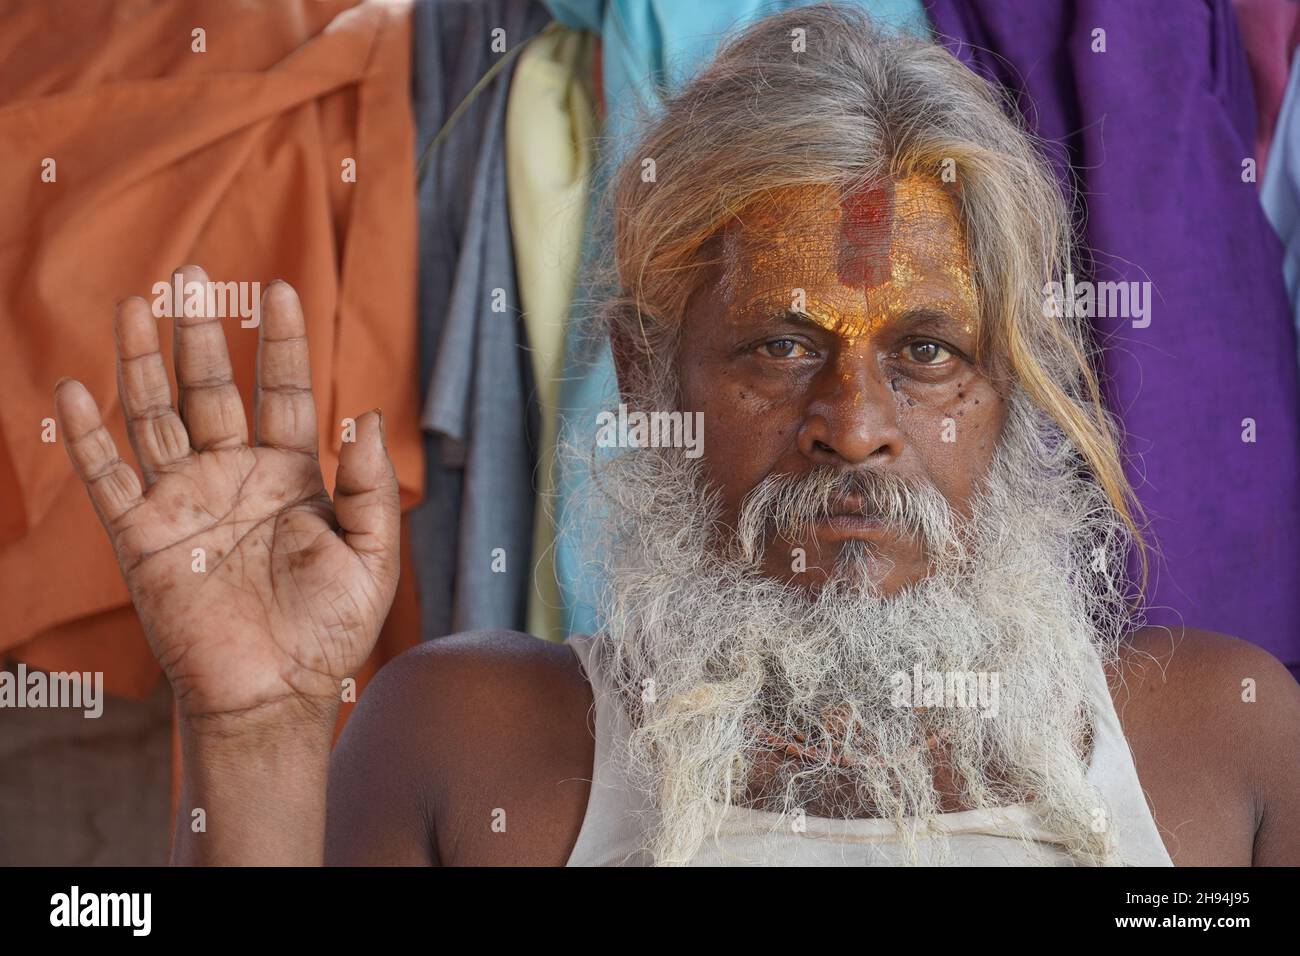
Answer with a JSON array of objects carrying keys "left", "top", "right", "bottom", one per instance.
[{"left": 676, "top": 176, "right": 1007, "bottom": 594}]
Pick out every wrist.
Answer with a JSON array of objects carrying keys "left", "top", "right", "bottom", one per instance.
[
  {"left": 172, "top": 698, "right": 338, "bottom": 866},
  {"left": 178, "top": 692, "right": 341, "bottom": 747}
]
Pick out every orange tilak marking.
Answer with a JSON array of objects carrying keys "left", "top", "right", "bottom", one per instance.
[{"left": 718, "top": 177, "right": 979, "bottom": 343}]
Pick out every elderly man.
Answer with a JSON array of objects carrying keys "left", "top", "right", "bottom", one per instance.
[{"left": 53, "top": 5, "right": 1298, "bottom": 866}]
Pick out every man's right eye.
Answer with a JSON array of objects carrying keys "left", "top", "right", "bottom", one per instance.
[{"left": 762, "top": 338, "right": 812, "bottom": 358}]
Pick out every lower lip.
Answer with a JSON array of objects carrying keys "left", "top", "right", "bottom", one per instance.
[{"left": 816, "top": 515, "right": 888, "bottom": 538}]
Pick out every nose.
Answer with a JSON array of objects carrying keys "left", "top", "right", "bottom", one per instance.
[{"left": 796, "top": 349, "right": 907, "bottom": 467}]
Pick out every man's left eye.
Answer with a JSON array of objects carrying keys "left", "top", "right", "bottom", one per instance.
[{"left": 907, "top": 341, "right": 953, "bottom": 364}]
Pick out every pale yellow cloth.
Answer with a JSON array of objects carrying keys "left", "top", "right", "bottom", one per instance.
[{"left": 506, "top": 27, "right": 597, "bottom": 643}]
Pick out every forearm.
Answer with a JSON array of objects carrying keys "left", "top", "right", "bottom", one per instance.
[{"left": 171, "top": 707, "right": 339, "bottom": 866}]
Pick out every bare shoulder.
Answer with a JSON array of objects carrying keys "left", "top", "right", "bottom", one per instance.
[
  {"left": 1108, "top": 626, "right": 1300, "bottom": 864},
  {"left": 1112, "top": 626, "right": 1299, "bottom": 730},
  {"left": 325, "top": 630, "right": 595, "bottom": 866}
]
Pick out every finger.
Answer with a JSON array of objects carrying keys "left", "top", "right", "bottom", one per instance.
[
  {"left": 115, "top": 296, "right": 192, "bottom": 484},
  {"left": 54, "top": 378, "right": 145, "bottom": 532},
  {"left": 170, "top": 264, "right": 249, "bottom": 451},
  {"left": 254, "top": 280, "right": 318, "bottom": 456},
  {"left": 334, "top": 410, "right": 399, "bottom": 586}
]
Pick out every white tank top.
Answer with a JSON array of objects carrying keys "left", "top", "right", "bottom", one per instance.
[{"left": 564, "top": 633, "right": 1173, "bottom": 866}]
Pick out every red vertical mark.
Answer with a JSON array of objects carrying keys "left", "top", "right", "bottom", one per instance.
[{"left": 837, "top": 182, "right": 895, "bottom": 291}]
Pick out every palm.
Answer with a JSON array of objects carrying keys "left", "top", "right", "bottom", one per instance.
[
  {"left": 122, "top": 446, "right": 373, "bottom": 716},
  {"left": 56, "top": 268, "right": 400, "bottom": 722}
]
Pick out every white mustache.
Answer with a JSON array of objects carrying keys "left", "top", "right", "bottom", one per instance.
[{"left": 735, "top": 467, "right": 958, "bottom": 564}]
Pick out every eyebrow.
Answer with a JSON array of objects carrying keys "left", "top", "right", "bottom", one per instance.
[
  {"left": 765, "top": 308, "right": 833, "bottom": 333},
  {"left": 758, "top": 305, "right": 972, "bottom": 338},
  {"left": 893, "top": 307, "right": 971, "bottom": 334}
]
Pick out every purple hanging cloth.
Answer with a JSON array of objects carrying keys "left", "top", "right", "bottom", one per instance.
[{"left": 925, "top": 0, "right": 1300, "bottom": 667}]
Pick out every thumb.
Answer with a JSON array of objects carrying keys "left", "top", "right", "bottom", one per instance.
[{"left": 334, "top": 409, "right": 400, "bottom": 588}]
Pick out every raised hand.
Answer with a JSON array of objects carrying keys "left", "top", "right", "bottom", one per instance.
[{"left": 54, "top": 266, "right": 400, "bottom": 730}]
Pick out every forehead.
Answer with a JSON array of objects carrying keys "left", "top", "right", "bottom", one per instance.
[{"left": 714, "top": 176, "right": 977, "bottom": 337}]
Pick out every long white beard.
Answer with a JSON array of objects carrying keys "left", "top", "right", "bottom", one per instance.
[{"left": 577, "top": 389, "right": 1138, "bottom": 866}]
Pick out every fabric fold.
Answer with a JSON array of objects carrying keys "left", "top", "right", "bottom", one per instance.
[
  {"left": 506, "top": 26, "right": 598, "bottom": 644},
  {"left": 409, "top": 0, "right": 552, "bottom": 639}
]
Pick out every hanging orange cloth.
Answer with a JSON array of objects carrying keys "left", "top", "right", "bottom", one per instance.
[{"left": 0, "top": 0, "right": 424, "bottom": 699}]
